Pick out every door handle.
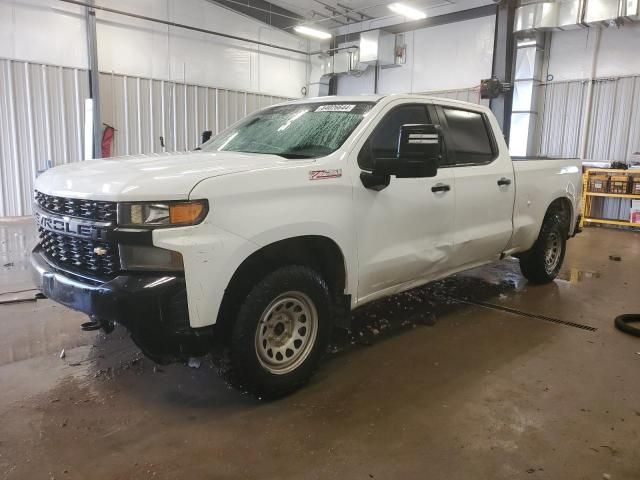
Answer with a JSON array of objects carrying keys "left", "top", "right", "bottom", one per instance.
[
  {"left": 431, "top": 183, "right": 451, "bottom": 193},
  {"left": 497, "top": 177, "right": 512, "bottom": 186}
]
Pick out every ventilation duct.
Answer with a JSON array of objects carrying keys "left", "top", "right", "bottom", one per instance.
[
  {"left": 358, "top": 30, "right": 396, "bottom": 66},
  {"left": 584, "top": 0, "right": 623, "bottom": 25},
  {"left": 515, "top": 0, "right": 640, "bottom": 32}
]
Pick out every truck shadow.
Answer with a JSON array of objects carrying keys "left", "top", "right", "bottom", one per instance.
[{"left": 327, "top": 258, "right": 529, "bottom": 357}]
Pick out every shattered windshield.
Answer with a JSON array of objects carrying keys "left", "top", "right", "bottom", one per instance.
[{"left": 200, "top": 102, "right": 375, "bottom": 159}]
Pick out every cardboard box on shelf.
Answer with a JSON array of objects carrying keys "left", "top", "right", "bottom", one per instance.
[
  {"left": 631, "top": 200, "right": 640, "bottom": 224},
  {"left": 631, "top": 174, "right": 640, "bottom": 195}
]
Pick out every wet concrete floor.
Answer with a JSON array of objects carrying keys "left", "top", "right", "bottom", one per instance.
[{"left": 1, "top": 218, "right": 639, "bottom": 479}]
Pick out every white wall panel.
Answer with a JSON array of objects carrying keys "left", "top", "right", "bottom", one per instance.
[
  {"left": 548, "top": 24, "right": 640, "bottom": 82},
  {"left": 410, "top": 16, "right": 495, "bottom": 93},
  {"left": 0, "top": 0, "right": 310, "bottom": 98},
  {"left": 95, "top": 0, "right": 309, "bottom": 98},
  {"left": 336, "top": 68, "right": 375, "bottom": 96},
  {"left": 0, "top": 0, "right": 88, "bottom": 69},
  {"left": 337, "top": 15, "right": 495, "bottom": 96}
]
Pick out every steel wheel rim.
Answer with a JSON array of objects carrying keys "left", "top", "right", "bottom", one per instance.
[
  {"left": 544, "top": 231, "right": 562, "bottom": 274},
  {"left": 255, "top": 291, "right": 318, "bottom": 375}
]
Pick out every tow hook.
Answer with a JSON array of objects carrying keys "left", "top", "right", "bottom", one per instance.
[{"left": 81, "top": 316, "right": 115, "bottom": 334}]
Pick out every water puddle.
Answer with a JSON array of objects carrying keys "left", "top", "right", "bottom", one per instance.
[{"left": 557, "top": 268, "right": 601, "bottom": 283}]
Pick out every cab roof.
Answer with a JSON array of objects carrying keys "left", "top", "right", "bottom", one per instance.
[{"left": 280, "top": 93, "right": 485, "bottom": 110}]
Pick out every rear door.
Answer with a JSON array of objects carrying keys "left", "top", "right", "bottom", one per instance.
[{"left": 435, "top": 105, "right": 515, "bottom": 268}]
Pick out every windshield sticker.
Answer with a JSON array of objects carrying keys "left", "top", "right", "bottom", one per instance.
[
  {"left": 309, "top": 169, "right": 342, "bottom": 180},
  {"left": 315, "top": 104, "right": 356, "bottom": 112}
]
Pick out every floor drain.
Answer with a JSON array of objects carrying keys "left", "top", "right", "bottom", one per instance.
[{"left": 450, "top": 297, "right": 598, "bottom": 332}]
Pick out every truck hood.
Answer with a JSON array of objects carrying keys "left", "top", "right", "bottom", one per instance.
[{"left": 34, "top": 151, "right": 298, "bottom": 201}]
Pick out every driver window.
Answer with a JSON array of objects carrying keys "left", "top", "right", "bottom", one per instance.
[{"left": 358, "top": 104, "right": 430, "bottom": 170}]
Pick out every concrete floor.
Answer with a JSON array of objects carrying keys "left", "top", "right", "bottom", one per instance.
[{"left": 1, "top": 218, "right": 639, "bottom": 480}]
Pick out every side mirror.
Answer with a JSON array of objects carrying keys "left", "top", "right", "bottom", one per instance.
[
  {"left": 201, "top": 130, "right": 213, "bottom": 144},
  {"left": 195, "top": 130, "right": 213, "bottom": 151},
  {"left": 372, "top": 124, "right": 441, "bottom": 178}
]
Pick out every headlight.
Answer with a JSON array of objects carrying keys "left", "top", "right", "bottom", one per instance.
[{"left": 118, "top": 200, "right": 208, "bottom": 227}]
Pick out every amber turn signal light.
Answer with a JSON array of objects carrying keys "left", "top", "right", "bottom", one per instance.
[{"left": 169, "top": 201, "right": 207, "bottom": 225}]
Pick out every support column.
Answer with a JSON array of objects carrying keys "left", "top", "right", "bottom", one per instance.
[
  {"left": 86, "top": 0, "right": 102, "bottom": 159},
  {"left": 490, "top": 0, "right": 517, "bottom": 143},
  {"left": 510, "top": 33, "right": 546, "bottom": 157}
]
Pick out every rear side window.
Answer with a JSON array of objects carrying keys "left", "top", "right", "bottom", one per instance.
[
  {"left": 358, "top": 105, "right": 430, "bottom": 170},
  {"left": 442, "top": 108, "right": 495, "bottom": 165}
]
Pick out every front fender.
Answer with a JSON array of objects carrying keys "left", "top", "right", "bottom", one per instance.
[
  {"left": 158, "top": 164, "right": 357, "bottom": 328},
  {"left": 153, "top": 223, "right": 261, "bottom": 328}
]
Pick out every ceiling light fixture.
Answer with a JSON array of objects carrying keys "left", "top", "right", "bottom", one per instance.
[
  {"left": 388, "top": 3, "right": 427, "bottom": 20},
  {"left": 294, "top": 25, "right": 332, "bottom": 40}
]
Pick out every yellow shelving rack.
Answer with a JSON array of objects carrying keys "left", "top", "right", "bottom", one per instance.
[{"left": 580, "top": 168, "right": 640, "bottom": 229}]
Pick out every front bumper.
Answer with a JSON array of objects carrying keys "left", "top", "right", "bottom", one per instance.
[{"left": 31, "top": 247, "right": 212, "bottom": 363}]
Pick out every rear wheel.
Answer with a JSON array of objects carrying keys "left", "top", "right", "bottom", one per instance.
[
  {"left": 224, "top": 265, "right": 332, "bottom": 398},
  {"left": 519, "top": 213, "right": 567, "bottom": 284}
]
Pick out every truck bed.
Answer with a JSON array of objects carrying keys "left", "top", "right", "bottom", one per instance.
[{"left": 508, "top": 157, "right": 582, "bottom": 253}]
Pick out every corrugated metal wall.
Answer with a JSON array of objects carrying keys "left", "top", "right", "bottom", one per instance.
[
  {"left": 0, "top": 59, "right": 289, "bottom": 217},
  {"left": 586, "top": 76, "right": 640, "bottom": 161},
  {"left": 537, "top": 75, "right": 640, "bottom": 161},
  {"left": 0, "top": 59, "right": 89, "bottom": 218},
  {"left": 537, "top": 80, "right": 587, "bottom": 158},
  {"left": 537, "top": 75, "right": 640, "bottom": 221},
  {"left": 99, "top": 73, "right": 289, "bottom": 157}
]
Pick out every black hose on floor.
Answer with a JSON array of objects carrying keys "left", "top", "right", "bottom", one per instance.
[{"left": 614, "top": 314, "right": 640, "bottom": 337}]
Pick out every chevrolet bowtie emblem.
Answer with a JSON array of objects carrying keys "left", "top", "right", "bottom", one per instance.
[{"left": 93, "top": 247, "right": 108, "bottom": 256}]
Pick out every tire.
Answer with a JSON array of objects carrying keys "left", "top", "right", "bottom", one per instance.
[
  {"left": 614, "top": 314, "right": 640, "bottom": 337},
  {"left": 519, "top": 213, "right": 567, "bottom": 284},
  {"left": 225, "top": 265, "right": 332, "bottom": 398}
]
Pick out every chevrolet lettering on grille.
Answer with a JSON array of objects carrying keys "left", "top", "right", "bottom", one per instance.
[{"left": 34, "top": 209, "right": 111, "bottom": 242}]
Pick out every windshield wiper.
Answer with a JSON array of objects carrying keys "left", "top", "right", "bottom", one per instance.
[
  {"left": 275, "top": 153, "right": 315, "bottom": 159},
  {"left": 215, "top": 149, "right": 315, "bottom": 159}
]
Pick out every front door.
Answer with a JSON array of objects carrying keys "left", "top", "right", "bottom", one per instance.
[{"left": 352, "top": 102, "right": 456, "bottom": 303}]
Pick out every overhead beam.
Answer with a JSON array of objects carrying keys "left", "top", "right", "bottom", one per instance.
[
  {"left": 310, "top": 9, "right": 347, "bottom": 26},
  {"left": 336, "top": 2, "right": 373, "bottom": 21},
  {"left": 335, "top": 4, "right": 496, "bottom": 44},
  {"left": 212, "top": 0, "right": 303, "bottom": 31},
  {"left": 315, "top": 0, "right": 361, "bottom": 23}
]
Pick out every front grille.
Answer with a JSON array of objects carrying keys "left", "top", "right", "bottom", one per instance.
[
  {"left": 35, "top": 191, "right": 119, "bottom": 278},
  {"left": 35, "top": 191, "right": 117, "bottom": 222},
  {"left": 38, "top": 227, "right": 120, "bottom": 277}
]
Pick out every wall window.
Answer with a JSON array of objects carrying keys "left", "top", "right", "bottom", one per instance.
[{"left": 442, "top": 108, "right": 495, "bottom": 165}]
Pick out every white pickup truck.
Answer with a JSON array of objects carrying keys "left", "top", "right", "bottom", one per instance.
[{"left": 31, "top": 94, "right": 582, "bottom": 396}]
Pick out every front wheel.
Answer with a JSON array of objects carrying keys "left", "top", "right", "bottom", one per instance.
[
  {"left": 519, "top": 213, "right": 567, "bottom": 284},
  {"left": 226, "top": 265, "right": 332, "bottom": 398}
]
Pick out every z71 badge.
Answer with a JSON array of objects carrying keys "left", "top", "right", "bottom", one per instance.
[{"left": 309, "top": 169, "right": 342, "bottom": 180}]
